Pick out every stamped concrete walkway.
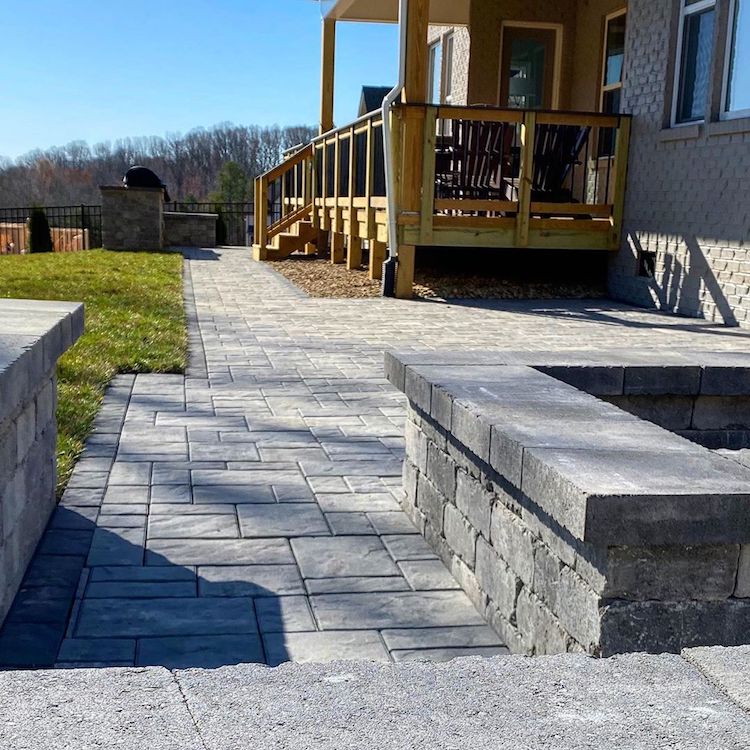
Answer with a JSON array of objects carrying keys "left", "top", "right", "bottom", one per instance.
[{"left": 1, "top": 247, "right": 748, "bottom": 669}]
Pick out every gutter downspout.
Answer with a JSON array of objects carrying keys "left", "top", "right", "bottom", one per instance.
[{"left": 381, "top": 0, "right": 409, "bottom": 296}]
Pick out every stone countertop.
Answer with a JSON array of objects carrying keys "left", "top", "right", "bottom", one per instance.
[
  {"left": 387, "top": 349, "right": 750, "bottom": 546},
  {"left": 0, "top": 648, "right": 748, "bottom": 749},
  {"left": 0, "top": 299, "right": 84, "bottom": 424}
]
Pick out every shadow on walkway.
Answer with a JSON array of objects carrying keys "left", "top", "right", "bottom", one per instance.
[{"left": 0, "top": 512, "right": 289, "bottom": 670}]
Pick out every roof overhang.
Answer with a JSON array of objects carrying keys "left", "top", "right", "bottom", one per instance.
[{"left": 325, "top": 0, "right": 470, "bottom": 25}]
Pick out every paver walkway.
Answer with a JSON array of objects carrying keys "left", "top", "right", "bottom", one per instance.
[{"left": 1, "top": 247, "right": 749, "bottom": 669}]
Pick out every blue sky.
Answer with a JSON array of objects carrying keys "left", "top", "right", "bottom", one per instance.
[{"left": 1, "top": 0, "right": 398, "bottom": 160}]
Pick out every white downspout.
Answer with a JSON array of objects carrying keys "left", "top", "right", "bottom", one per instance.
[{"left": 382, "top": 0, "right": 409, "bottom": 261}]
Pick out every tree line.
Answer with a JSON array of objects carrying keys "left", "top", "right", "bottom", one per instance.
[{"left": 0, "top": 122, "right": 317, "bottom": 207}]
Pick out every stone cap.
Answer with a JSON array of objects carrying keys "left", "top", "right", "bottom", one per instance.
[
  {"left": 164, "top": 212, "right": 219, "bottom": 219},
  {"left": 0, "top": 299, "right": 84, "bottom": 424},
  {"left": 100, "top": 185, "right": 165, "bottom": 193},
  {"left": 388, "top": 350, "right": 750, "bottom": 546},
  {"left": 385, "top": 348, "right": 750, "bottom": 396}
]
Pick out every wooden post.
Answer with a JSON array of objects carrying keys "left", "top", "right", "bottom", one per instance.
[
  {"left": 331, "top": 231, "right": 345, "bottom": 264},
  {"left": 420, "top": 106, "right": 438, "bottom": 245},
  {"left": 610, "top": 116, "right": 632, "bottom": 250},
  {"left": 395, "top": 245, "right": 415, "bottom": 299},
  {"left": 365, "top": 118, "right": 375, "bottom": 240},
  {"left": 516, "top": 110, "right": 536, "bottom": 248},
  {"left": 255, "top": 176, "right": 268, "bottom": 251},
  {"left": 402, "top": 0, "right": 429, "bottom": 104},
  {"left": 347, "top": 125, "right": 357, "bottom": 249},
  {"left": 320, "top": 18, "right": 336, "bottom": 135},
  {"left": 369, "top": 240, "right": 387, "bottom": 280},
  {"left": 347, "top": 236, "right": 363, "bottom": 270}
]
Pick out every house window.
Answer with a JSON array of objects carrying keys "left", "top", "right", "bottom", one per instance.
[
  {"left": 600, "top": 10, "right": 627, "bottom": 155},
  {"left": 428, "top": 40, "right": 443, "bottom": 104},
  {"left": 723, "top": 0, "right": 750, "bottom": 116},
  {"left": 674, "top": 0, "right": 716, "bottom": 124},
  {"left": 443, "top": 33, "right": 455, "bottom": 103}
]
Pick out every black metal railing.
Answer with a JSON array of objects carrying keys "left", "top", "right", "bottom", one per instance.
[
  {"left": 164, "top": 201, "right": 254, "bottom": 247},
  {"left": 0, "top": 205, "right": 102, "bottom": 253}
]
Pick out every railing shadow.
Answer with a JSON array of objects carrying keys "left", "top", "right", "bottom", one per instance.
[{"left": 0, "top": 512, "right": 290, "bottom": 670}]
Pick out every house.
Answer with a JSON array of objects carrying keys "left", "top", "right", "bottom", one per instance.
[
  {"left": 253, "top": 0, "right": 750, "bottom": 322},
  {"left": 359, "top": 87, "right": 394, "bottom": 118}
]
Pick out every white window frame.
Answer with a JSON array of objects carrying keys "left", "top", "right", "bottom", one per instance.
[
  {"left": 442, "top": 32, "right": 455, "bottom": 104},
  {"left": 671, "top": 0, "right": 717, "bottom": 127},
  {"left": 721, "top": 0, "right": 750, "bottom": 120},
  {"left": 427, "top": 40, "right": 442, "bottom": 104}
]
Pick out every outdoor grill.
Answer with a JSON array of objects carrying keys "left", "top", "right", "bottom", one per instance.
[{"left": 123, "top": 165, "right": 171, "bottom": 202}]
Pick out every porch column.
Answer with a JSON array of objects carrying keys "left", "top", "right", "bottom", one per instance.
[
  {"left": 395, "top": 0, "right": 429, "bottom": 299},
  {"left": 320, "top": 18, "right": 336, "bottom": 134},
  {"left": 401, "top": 0, "right": 429, "bottom": 103}
]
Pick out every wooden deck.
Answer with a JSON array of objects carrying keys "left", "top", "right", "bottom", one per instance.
[{"left": 253, "top": 104, "right": 631, "bottom": 296}]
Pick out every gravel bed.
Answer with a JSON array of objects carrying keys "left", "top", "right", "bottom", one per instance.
[{"left": 269, "top": 256, "right": 606, "bottom": 300}]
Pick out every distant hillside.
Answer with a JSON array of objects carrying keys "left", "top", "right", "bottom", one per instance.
[{"left": 0, "top": 122, "right": 317, "bottom": 207}]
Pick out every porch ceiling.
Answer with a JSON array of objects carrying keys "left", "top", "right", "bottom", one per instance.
[{"left": 325, "top": 0, "right": 469, "bottom": 25}]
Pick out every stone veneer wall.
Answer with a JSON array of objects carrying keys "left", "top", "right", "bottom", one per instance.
[
  {"left": 0, "top": 301, "right": 84, "bottom": 625},
  {"left": 609, "top": 0, "right": 750, "bottom": 326},
  {"left": 389, "top": 353, "right": 750, "bottom": 656},
  {"left": 101, "top": 186, "right": 164, "bottom": 251},
  {"left": 164, "top": 212, "right": 218, "bottom": 248}
]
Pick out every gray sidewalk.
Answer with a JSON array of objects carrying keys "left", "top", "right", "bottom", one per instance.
[
  {"left": 1, "top": 648, "right": 749, "bottom": 749},
  {"left": 1, "top": 246, "right": 749, "bottom": 669}
]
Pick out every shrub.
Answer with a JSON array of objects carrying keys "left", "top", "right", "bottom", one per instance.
[
  {"left": 215, "top": 209, "right": 228, "bottom": 245},
  {"left": 28, "top": 208, "right": 54, "bottom": 253}
]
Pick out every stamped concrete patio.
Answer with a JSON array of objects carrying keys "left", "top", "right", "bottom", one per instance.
[{"left": 1, "top": 246, "right": 749, "bottom": 669}]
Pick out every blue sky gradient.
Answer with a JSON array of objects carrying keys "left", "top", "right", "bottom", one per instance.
[{"left": 1, "top": 0, "right": 398, "bottom": 159}]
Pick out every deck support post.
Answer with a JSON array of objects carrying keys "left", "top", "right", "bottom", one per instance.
[
  {"left": 347, "top": 236, "right": 363, "bottom": 270},
  {"left": 320, "top": 18, "right": 336, "bottom": 135},
  {"left": 331, "top": 232, "right": 345, "bottom": 264},
  {"left": 369, "top": 241, "right": 387, "bottom": 281},
  {"left": 395, "top": 245, "right": 415, "bottom": 299}
]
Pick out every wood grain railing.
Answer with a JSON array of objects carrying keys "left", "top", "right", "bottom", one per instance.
[
  {"left": 253, "top": 143, "right": 314, "bottom": 249},
  {"left": 395, "top": 104, "right": 632, "bottom": 251},
  {"left": 254, "top": 104, "right": 632, "bottom": 257}
]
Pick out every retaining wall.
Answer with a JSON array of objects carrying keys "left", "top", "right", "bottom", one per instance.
[
  {"left": 386, "top": 350, "right": 750, "bottom": 656},
  {"left": 0, "top": 300, "right": 84, "bottom": 625}
]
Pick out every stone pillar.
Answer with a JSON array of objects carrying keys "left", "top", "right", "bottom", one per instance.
[{"left": 100, "top": 186, "right": 164, "bottom": 251}]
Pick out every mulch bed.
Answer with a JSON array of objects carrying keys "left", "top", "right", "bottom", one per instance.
[{"left": 269, "top": 255, "right": 607, "bottom": 300}]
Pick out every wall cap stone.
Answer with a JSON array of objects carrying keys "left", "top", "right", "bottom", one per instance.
[
  {"left": 388, "top": 349, "right": 750, "bottom": 546},
  {"left": 0, "top": 299, "right": 84, "bottom": 424}
]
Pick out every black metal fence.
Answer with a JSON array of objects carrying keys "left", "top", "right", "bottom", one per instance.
[
  {"left": 0, "top": 205, "right": 102, "bottom": 253},
  {"left": 165, "top": 202, "right": 254, "bottom": 247}
]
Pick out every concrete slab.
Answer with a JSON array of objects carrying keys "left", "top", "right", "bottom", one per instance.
[
  {"left": 0, "top": 667, "right": 202, "bottom": 750},
  {"left": 175, "top": 653, "right": 750, "bottom": 749}
]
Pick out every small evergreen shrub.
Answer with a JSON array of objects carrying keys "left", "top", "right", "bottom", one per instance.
[
  {"left": 28, "top": 208, "right": 54, "bottom": 253},
  {"left": 216, "top": 209, "right": 228, "bottom": 246}
]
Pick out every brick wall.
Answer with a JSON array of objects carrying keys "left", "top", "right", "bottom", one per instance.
[
  {"left": 428, "top": 25, "right": 471, "bottom": 105},
  {"left": 610, "top": 0, "right": 750, "bottom": 326}
]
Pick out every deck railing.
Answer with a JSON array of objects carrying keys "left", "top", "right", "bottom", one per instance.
[
  {"left": 254, "top": 104, "right": 631, "bottom": 257},
  {"left": 396, "top": 104, "right": 631, "bottom": 251}
]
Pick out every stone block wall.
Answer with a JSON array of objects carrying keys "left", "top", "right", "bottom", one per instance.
[
  {"left": 101, "top": 186, "right": 164, "bottom": 251},
  {"left": 0, "top": 300, "right": 84, "bottom": 625},
  {"left": 388, "top": 352, "right": 750, "bottom": 656},
  {"left": 164, "top": 212, "right": 218, "bottom": 248}
]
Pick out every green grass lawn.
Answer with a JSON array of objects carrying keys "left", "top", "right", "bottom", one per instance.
[{"left": 0, "top": 250, "right": 187, "bottom": 495}]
